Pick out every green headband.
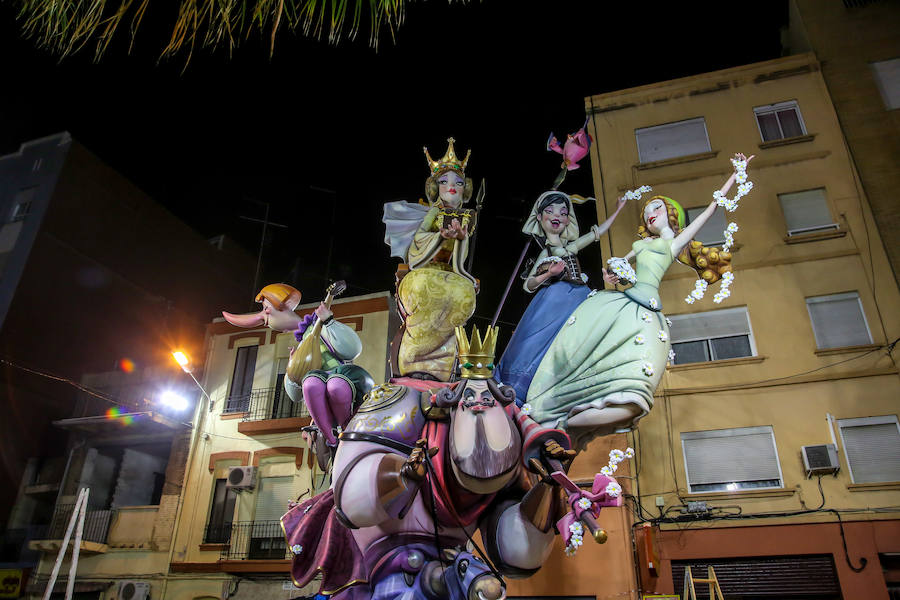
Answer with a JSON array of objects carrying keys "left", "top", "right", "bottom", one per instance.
[{"left": 649, "top": 195, "right": 686, "bottom": 230}]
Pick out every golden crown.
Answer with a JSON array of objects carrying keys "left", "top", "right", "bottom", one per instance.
[
  {"left": 454, "top": 325, "right": 498, "bottom": 380},
  {"left": 424, "top": 137, "right": 471, "bottom": 176}
]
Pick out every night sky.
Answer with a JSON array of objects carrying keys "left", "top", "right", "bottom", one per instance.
[{"left": 1, "top": 1, "right": 789, "bottom": 332}]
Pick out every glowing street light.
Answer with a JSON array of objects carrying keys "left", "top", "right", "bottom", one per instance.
[
  {"left": 172, "top": 351, "right": 191, "bottom": 372},
  {"left": 171, "top": 350, "right": 213, "bottom": 411},
  {"left": 160, "top": 390, "right": 189, "bottom": 412}
]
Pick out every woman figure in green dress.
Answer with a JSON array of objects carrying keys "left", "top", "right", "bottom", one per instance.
[{"left": 527, "top": 154, "right": 753, "bottom": 450}]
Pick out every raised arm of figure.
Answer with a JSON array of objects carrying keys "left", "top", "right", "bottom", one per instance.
[
  {"left": 671, "top": 154, "right": 753, "bottom": 256},
  {"left": 563, "top": 196, "right": 628, "bottom": 254}
]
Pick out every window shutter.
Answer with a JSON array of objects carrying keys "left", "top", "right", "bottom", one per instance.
[
  {"left": 255, "top": 476, "right": 294, "bottom": 522},
  {"left": 806, "top": 293, "right": 872, "bottom": 349},
  {"left": 669, "top": 308, "right": 751, "bottom": 343},
  {"left": 636, "top": 118, "right": 710, "bottom": 163},
  {"left": 687, "top": 206, "right": 727, "bottom": 245},
  {"left": 682, "top": 428, "right": 781, "bottom": 487},
  {"left": 840, "top": 421, "right": 900, "bottom": 483},
  {"left": 871, "top": 58, "right": 900, "bottom": 110},
  {"left": 778, "top": 189, "right": 835, "bottom": 234}
]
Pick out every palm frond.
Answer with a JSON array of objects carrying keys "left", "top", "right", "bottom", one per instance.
[{"left": 13, "top": 0, "right": 434, "bottom": 65}]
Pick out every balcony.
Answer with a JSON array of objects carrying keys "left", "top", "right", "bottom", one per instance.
[
  {"left": 28, "top": 503, "right": 114, "bottom": 555},
  {"left": 231, "top": 387, "right": 311, "bottom": 435},
  {"left": 208, "top": 520, "right": 290, "bottom": 561}
]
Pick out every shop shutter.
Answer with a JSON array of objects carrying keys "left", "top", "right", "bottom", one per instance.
[{"left": 671, "top": 555, "right": 840, "bottom": 598}]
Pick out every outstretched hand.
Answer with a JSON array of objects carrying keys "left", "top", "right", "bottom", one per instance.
[
  {"left": 602, "top": 268, "right": 620, "bottom": 286},
  {"left": 439, "top": 218, "right": 468, "bottom": 240}
]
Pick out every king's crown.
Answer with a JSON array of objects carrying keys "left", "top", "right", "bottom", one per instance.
[{"left": 455, "top": 325, "right": 498, "bottom": 380}]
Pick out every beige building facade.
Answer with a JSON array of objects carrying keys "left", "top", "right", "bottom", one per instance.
[{"left": 576, "top": 52, "right": 900, "bottom": 599}]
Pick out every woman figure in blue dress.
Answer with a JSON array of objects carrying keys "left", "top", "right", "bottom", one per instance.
[{"left": 497, "top": 191, "right": 626, "bottom": 403}]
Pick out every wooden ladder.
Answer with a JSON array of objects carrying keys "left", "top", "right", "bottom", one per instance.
[{"left": 683, "top": 566, "right": 726, "bottom": 600}]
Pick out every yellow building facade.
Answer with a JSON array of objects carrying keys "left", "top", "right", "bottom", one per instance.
[
  {"left": 163, "top": 291, "right": 393, "bottom": 600},
  {"left": 24, "top": 291, "right": 392, "bottom": 600},
  {"left": 578, "top": 53, "right": 900, "bottom": 599}
]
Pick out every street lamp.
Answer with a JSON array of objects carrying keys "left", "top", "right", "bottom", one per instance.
[{"left": 171, "top": 350, "right": 213, "bottom": 410}]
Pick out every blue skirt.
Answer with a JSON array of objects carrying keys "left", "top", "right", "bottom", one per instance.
[{"left": 497, "top": 281, "right": 591, "bottom": 405}]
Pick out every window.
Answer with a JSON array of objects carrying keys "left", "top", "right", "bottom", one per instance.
[
  {"left": 669, "top": 307, "right": 756, "bottom": 365},
  {"left": 778, "top": 188, "right": 838, "bottom": 236},
  {"left": 9, "top": 187, "right": 37, "bottom": 223},
  {"left": 838, "top": 416, "right": 900, "bottom": 483},
  {"left": 686, "top": 206, "right": 727, "bottom": 246},
  {"left": 250, "top": 476, "right": 293, "bottom": 558},
  {"left": 682, "top": 426, "right": 783, "bottom": 493},
  {"left": 225, "top": 345, "right": 258, "bottom": 413},
  {"left": 206, "top": 478, "right": 237, "bottom": 543},
  {"left": 635, "top": 117, "right": 711, "bottom": 163},
  {"left": 754, "top": 100, "right": 807, "bottom": 141},
  {"left": 871, "top": 58, "right": 900, "bottom": 110},
  {"left": 806, "top": 292, "right": 872, "bottom": 349}
]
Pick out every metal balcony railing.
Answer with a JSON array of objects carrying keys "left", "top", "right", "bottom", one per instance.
[
  {"left": 223, "top": 387, "right": 308, "bottom": 421},
  {"left": 43, "top": 503, "right": 114, "bottom": 544},
  {"left": 212, "top": 520, "right": 290, "bottom": 560}
]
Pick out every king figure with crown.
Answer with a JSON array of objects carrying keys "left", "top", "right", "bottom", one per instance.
[{"left": 279, "top": 323, "right": 624, "bottom": 600}]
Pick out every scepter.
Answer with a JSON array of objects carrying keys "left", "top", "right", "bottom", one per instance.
[{"left": 465, "top": 179, "right": 486, "bottom": 274}]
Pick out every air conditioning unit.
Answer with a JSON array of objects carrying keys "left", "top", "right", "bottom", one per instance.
[
  {"left": 801, "top": 444, "right": 839, "bottom": 477},
  {"left": 226, "top": 466, "right": 257, "bottom": 490},
  {"left": 118, "top": 581, "right": 150, "bottom": 600}
]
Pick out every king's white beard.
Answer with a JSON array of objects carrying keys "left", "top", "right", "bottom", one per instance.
[{"left": 450, "top": 405, "right": 520, "bottom": 493}]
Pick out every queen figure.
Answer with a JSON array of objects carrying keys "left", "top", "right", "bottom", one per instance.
[{"left": 382, "top": 138, "right": 478, "bottom": 381}]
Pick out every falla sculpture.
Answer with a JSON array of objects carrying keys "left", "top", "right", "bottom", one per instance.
[{"left": 214, "top": 132, "right": 753, "bottom": 600}]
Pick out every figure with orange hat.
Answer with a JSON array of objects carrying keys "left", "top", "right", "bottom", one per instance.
[{"left": 223, "top": 282, "right": 374, "bottom": 449}]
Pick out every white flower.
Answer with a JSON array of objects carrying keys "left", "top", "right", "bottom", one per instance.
[
  {"left": 581, "top": 272, "right": 589, "bottom": 283},
  {"left": 731, "top": 158, "right": 748, "bottom": 171},
  {"left": 722, "top": 271, "right": 735, "bottom": 282},
  {"left": 737, "top": 181, "right": 753, "bottom": 196},
  {"left": 600, "top": 465, "right": 614, "bottom": 476},
  {"left": 567, "top": 316, "right": 576, "bottom": 325},
  {"left": 521, "top": 403, "right": 532, "bottom": 415},
  {"left": 665, "top": 317, "right": 672, "bottom": 326},
  {"left": 291, "top": 544, "right": 303, "bottom": 555},
  {"left": 609, "top": 449, "right": 625, "bottom": 463},
  {"left": 668, "top": 348, "right": 676, "bottom": 363},
  {"left": 727, "top": 222, "right": 739, "bottom": 233},
  {"left": 649, "top": 298, "right": 658, "bottom": 309},
  {"left": 607, "top": 257, "right": 637, "bottom": 284},
  {"left": 569, "top": 521, "right": 584, "bottom": 536},
  {"left": 633, "top": 334, "right": 645, "bottom": 345},
  {"left": 624, "top": 447, "right": 635, "bottom": 458},
  {"left": 713, "top": 190, "right": 726, "bottom": 202},
  {"left": 605, "top": 482, "right": 623, "bottom": 497},
  {"left": 685, "top": 296, "right": 696, "bottom": 304},
  {"left": 658, "top": 330, "right": 668, "bottom": 342},
  {"left": 642, "top": 362, "right": 654, "bottom": 376},
  {"left": 577, "top": 497, "right": 593, "bottom": 510},
  {"left": 565, "top": 545, "right": 577, "bottom": 557},
  {"left": 641, "top": 312, "right": 652, "bottom": 323},
  {"left": 691, "top": 288, "right": 704, "bottom": 300}
]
